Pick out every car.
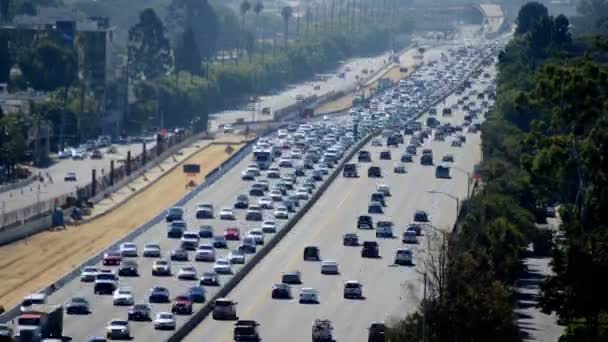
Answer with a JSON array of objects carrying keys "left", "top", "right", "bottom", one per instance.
[
  {"left": 362, "top": 241, "right": 380, "bottom": 258},
  {"left": 187, "top": 286, "right": 206, "bottom": 303},
  {"left": 241, "top": 169, "right": 256, "bottom": 181},
  {"left": 368, "top": 166, "right": 382, "bottom": 178},
  {"left": 152, "top": 259, "right": 172, "bottom": 276},
  {"left": 274, "top": 206, "right": 289, "bottom": 219},
  {"left": 234, "top": 320, "right": 261, "bottom": 341},
  {"left": 154, "top": 312, "right": 176, "bottom": 330},
  {"left": 343, "top": 233, "right": 359, "bottom": 246},
  {"left": 195, "top": 244, "right": 216, "bottom": 262},
  {"left": 299, "top": 288, "right": 319, "bottom": 304},
  {"left": 358, "top": 214, "right": 374, "bottom": 229},
  {"left": 91, "top": 149, "right": 103, "bottom": 159},
  {"left": 401, "top": 154, "right": 414, "bottom": 163},
  {"left": 234, "top": 194, "right": 249, "bottom": 209},
  {"left": 406, "top": 223, "right": 423, "bottom": 236},
  {"left": 369, "top": 322, "right": 387, "bottom": 341},
  {"left": 343, "top": 280, "right": 363, "bottom": 299},
  {"left": 80, "top": 266, "right": 98, "bottom": 282},
  {"left": 65, "top": 297, "right": 90, "bottom": 314},
  {"left": 368, "top": 202, "right": 384, "bottom": 214},
  {"left": 376, "top": 220, "right": 394, "bottom": 238},
  {"left": 247, "top": 229, "right": 265, "bottom": 245},
  {"left": 181, "top": 231, "right": 200, "bottom": 250},
  {"left": 220, "top": 208, "right": 236, "bottom": 220},
  {"left": 371, "top": 192, "right": 386, "bottom": 206},
  {"left": 171, "top": 296, "right": 193, "bottom": 315},
  {"left": 379, "top": 151, "right": 391, "bottom": 160},
  {"left": 246, "top": 207, "right": 263, "bottom": 221},
  {"left": 295, "top": 189, "right": 310, "bottom": 200},
  {"left": 143, "top": 243, "right": 161, "bottom": 257},
  {"left": 271, "top": 283, "right": 291, "bottom": 299},
  {"left": 149, "top": 286, "right": 170, "bottom": 303},
  {"left": 282, "top": 271, "right": 302, "bottom": 284},
  {"left": 259, "top": 197, "right": 274, "bottom": 209},
  {"left": 170, "top": 248, "right": 189, "bottom": 261},
  {"left": 262, "top": 220, "right": 277, "bottom": 233},
  {"left": 165, "top": 206, "right": 184, "bottom": 222},
  {"left": 106, "top": 319, "right": 130, "bottom": 340},
  {"left": 228, "top": 249, "right": 246, "bottom": 264},
  {"left": 167, "top": 220, "right": 187, "bottom": 238},
  {"left": 119, "top": 242, "right": 138, "bottom": 257},
  {"left": 546, "top": 206, "right": 557, "bottom": 218},
  {"left": 103, "top": 250, "right": 122, "bottom": 266},
  {"left": 212, "top": 298, "right": 238, "bottom": 320},
  {"left": 414, "top": 210, "right": 429, "bottom": 222},
  {"left": 394, "top": 164, "right": 406, "bottom": 173},
  {"left": 224, "top": 227, "right": 241, "bottom": 240},
  {"left": 239, "top": 237, "right": 257, "bottom": 254},
  {"left": 395, "top": 248, "right": 413, "bottom": 265},
  {"left": 64, "top": 172, "right": 77, "bottom": 182},
  {"left": 199, "top": 271, "right": 220, "bottom": 286},
  {"left": 303, "top": 246, "right": 320, "bottom": 261},
  {"left": 196, "top": 204, "right": 214, "bottom": 219},
  {"left": 403, "top": 230, "right": 418, "bottom": 244},
  {"left": 113, "top": 288, "right": 134, "bottom": 306},
  {"left": 94, "top": 271, "right": 117, "bottom": 295},
  {"left": 118, "top": 260, "right": 138, "bottom": 277},
  {"left": 177, "top": 265, "right": 198, "bottom": 280},
  {"left": 442, "top": 154, "right": 455, "bottom": 162},
  {"left": 377, "top": 184, "right": 391, "bottom": 196},
  {"left": 214, "top": 258, "right": 232, "bottom": 274},
  {"left": 128, "top": 303, "right": 152, "bottom": 321},
  {"left": 371, "top": 138, "right": 383, "bottom": 147},
  {"left": 320, "top": 261, "right": 339, "bottom": 274},
  {"left": 451, "top": 139, "right": 463, "bottom": 147},
  {"left": 198, "top": 225, "right": 214, "bottom": 238},
  {"left": 358, "top": 150, "right": 371, "bottom": 162}
]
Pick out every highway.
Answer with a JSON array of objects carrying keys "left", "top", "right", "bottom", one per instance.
[
  {"left": 37, "top": 119, "right": 358, "bottom": 341},
  {"left": 182, "top": 66, "right": 495, "bottom": 342}
]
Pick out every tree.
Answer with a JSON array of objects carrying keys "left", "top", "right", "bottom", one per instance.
[
  {"left": 253, "top": 1, "right": 264, "bottom": 55},
  {"left": 175, "top": 27, "right": 201, "bottom": 75},
  {"left": 239, "top": 0, "right": 251, "bottom": 58},
  {"left": 16, "top": 1, "right": 36, "bottom": 16},
  {"left": 577, "top": 0, "right": 608, "bottom": 33},
  {"left": 516, "top": 2, "right": 549, "bottom": 35},
  {"left": 166, "top": 0, "right": 219, "bottom": 62},
  {"left": 17, "top": 40, "right": 77, "bottom": 91},
  {"left": 0, "top": 0, "right": 9, "bottom": 23},
  {"left": 281, "top": 6, "right": 293, "bottom": 48},
  {"left": 0, "top": 32, "right": 11, "bottom": 83},
  {"left": 128, "top": 8, "right": 173, "bottom": 81}
]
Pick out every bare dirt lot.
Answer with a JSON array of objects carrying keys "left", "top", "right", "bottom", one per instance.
[{"left": 0, "top": 142, "right": 244, "bottom": 310}]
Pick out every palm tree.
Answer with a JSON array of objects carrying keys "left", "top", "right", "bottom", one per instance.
[
  {"left": 240, "top": 0, "right": 251, "bottom": 59},
  {"left": 280, "top": 6, "right": 293, "bottom": 49},
  {"left": 253, "top": 1, "right": 264, "bottom": 58}
]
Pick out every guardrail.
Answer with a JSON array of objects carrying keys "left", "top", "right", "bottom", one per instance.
[{"left": 0, "top": 138, "right": 258, "bottom": 324}]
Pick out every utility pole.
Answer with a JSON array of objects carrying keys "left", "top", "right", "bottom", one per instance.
[{"left": 423, "top": 272, "right": 427, "bottom": 342}]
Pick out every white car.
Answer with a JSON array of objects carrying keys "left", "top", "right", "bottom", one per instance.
[
  {"left": 259, "top": 197, "right": 274, "bottom": 209},
  {"left": 228, "top": 249, "right": 246, "bottom": 264},
  {"left": 295, "top": 189, "right": 310, "bottom": 200},
  {"left": 152, "top": 260, "right": 172, "bottom": 276},
  {"left": 119, "top": 242, "right": 138, "bottom": 257},
  {"left": 219, "top": 208, "right": 236, "bottom": 220},
  {"left": 106, "top": 319, "right": 131, "bottom": 339},
  {"left": 320, "top": 260, "right": 339, "bottom": 274},
  {"left": 274, "top": 206, "right": 289, "bottom": 219},
  {"left": 154, "top": 312, "right": 176, "bottom": 330},
  {"left": 143, "top": 243, "right": 161, "bottom": 257},
  {"left": 181, "top": 231, "right": 200, "bottom": 250},
  {"left": 247, "top": 229, "right": 265, "bottom": 245},
  {"left": 80, "top": 266, "right": 98, "bottom": 282},
  {"left": 377, "top": 184, "right": 391, "bottom": 196},
  {"left": 262, "top": 220, "right": 277, "bottom": 233},
  {"left": 213, "top": 258, "right": 232, "bottom": 274},
  {"left": 113, "top": 288, "right": 134, "bottom": 306},
  {"left": 177, "top": 265, "right": 198, "bottom": 280},
  {"left": 299, "top": 288, "right": 319, "bottom": 304},
  {"left": 195, "top": 244, "right": 216, "bottom": 262}
]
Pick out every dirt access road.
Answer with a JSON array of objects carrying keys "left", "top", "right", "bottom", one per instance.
[{"left": 0, "top": 141, "right": 245, "bottom": 310}]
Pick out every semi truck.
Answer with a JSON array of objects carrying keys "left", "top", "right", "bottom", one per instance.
[{"left": 13, "top": 305, "right": 63, "bottom": 341}]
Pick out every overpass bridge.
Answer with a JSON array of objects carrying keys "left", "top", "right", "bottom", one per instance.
[{"left": 409, "top": 2, "right": 505, "bottom": 34}]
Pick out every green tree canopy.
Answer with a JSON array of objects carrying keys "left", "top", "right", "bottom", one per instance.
[
  {"left": 128, "top": 8, "right": 173, "bottom": 81},
  {"left": 516, "top": 1, "right": 549, "bottom": 35},
  {"left": 17, "top": 39, "right": 77, "bottom": 91},
  {"left": 175, "top": 27, "right": 201, "bottom": 75}
]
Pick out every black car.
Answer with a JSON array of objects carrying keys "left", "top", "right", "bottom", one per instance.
[
  {"left": 368, "top": 166, "right": 382, "bottom": 178},
  {"left": 401, "top": 154, "right": 414, "bottom": 163},
  {"left": 343, "top": 163, "right": 358, "bottom": 177},
  {"left": 128, "top": 304, "right": 152, "bottom": 321},
  {"left": 420, "top": 155, "right": 433, "bottom": 165},
  {"left": 368, "top": 202, "right": 384, "bottom": 214},
  {"left": 379, "top": 151, "right": 391, "bottom": 160},
  {"left": 414, "top": 210, "right": 429, "bottom": 222},
  {"left": 170, "top": 249, "right": 189, "bottom": 261},
  {"left": 271, "top": 284, "right": 291, "bottom": 299},
  {"left": 407, "top": 223, "right": 423, "bottom": 236},
  {"left": 198, "top": 225, "right": 214, "bottom": 238},
  {"left": 358, "top": 150, "right": 371, "bottom": 162},
  {"left": 118, "top": 261, "right": 139, "bottom": 277},
  {"left": 357, "top": 215, "right": 374, "bottom": 229},
  {"left": 370, "top": 192, "right": 386, "bottom": 207},
  {"left": 303, "top": 246, "right": 320, "bottom": 261},
  {"left": 361, "top": 241, "right": 380, "bottom": 258},
  {"left": 234, "top": 320, "right": 260, "bottom": 341},
  {"left": 343, "top": 233, "right": 359, "bottom": 246}
]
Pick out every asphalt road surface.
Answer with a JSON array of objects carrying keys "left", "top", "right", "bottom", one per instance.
[{"left": 182, "top": 67, "right": 494, "bottom": 342}]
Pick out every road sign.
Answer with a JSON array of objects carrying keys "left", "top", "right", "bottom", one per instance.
[{"left": 183, "top": 164, "right": 201, "bottom": 174}]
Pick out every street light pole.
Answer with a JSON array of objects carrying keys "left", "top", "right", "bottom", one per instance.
[
  {"left": 428, "top": 190, "right": 460, "bottom": 219},
  {"left": 451, "top": 165, "right": 471, "bottom": 199}
]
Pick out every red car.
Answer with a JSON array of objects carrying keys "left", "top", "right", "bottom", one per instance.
[
  {"left": 224, "top": 227, "right": 240, "bottom": 240},
  {"left": 103, "top": 250, "right": 122, "bottom": 266},
  {"left": 171, "top": 295, "right": 193, "bottom": 315}
]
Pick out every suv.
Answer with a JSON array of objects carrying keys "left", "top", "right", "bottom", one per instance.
[
  {"left": 303, "top": 246, "right": 320, "bottom": 261},
  {"left": 343, "top": 163, "right": 358, "bottom": 177},
  {"left": 361, "top": 241, "right": 379, "bottom": 258},
  {"left": 379, "top": 151, "right": 391, "bottom": 160},
  {"left": 165, "top": 207, "right": 183, "bottom": 222},
  {"left": 368, "top": 166, "right": 382, "bottom": 178},
  {"left": 358, "top": 150, "right": 371, "bottom": 162},
  {"left": 234, "top": 320, "right": 260, "bottom": 341},
  {"left": 357, "top": 215, "right": 373, "bottom": 229}
]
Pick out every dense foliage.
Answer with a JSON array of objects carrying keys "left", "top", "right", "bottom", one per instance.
[{"left": 389, "top": 2, "right": 608, "bottom": 341}]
